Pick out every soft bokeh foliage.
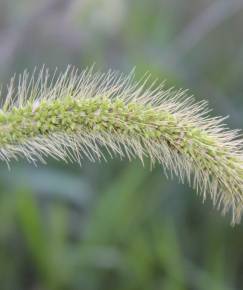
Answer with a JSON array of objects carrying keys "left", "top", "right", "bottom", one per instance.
[{"left": 0, "top": 0, "right": 242, "bottom": 289}]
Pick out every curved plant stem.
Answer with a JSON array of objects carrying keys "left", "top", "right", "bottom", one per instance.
[{"left": 0, "top": 66, "right": 243, "bottom": 224}]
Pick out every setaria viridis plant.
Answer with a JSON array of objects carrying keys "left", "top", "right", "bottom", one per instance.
[{"left": 0, "top": 66, "right": 243, "bottom": 225}]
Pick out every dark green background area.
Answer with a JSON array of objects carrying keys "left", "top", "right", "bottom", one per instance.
[{"left": 0, "top": 1, "right": 242, "bottom": 289}]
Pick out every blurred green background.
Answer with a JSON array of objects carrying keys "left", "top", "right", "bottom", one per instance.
[{"left": 0, "top": 0, "right": 243, "bottom": 289}]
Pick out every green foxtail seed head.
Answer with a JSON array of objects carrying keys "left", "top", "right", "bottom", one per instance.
[{"left": 0, "top": 66, "right": 243, "bottom": 225}]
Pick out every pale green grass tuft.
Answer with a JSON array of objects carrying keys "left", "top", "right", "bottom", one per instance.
[{"left": 0, "top": 66, "right": 243, "bottom": 224}]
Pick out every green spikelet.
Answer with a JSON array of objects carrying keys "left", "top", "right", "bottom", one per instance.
[{"left": 0, "top": 66, "right": 243, "bottom": 224}]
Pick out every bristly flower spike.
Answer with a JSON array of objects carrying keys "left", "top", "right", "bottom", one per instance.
[{"left": 0, "top": 66, "right": 243, "bottom": 225}]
